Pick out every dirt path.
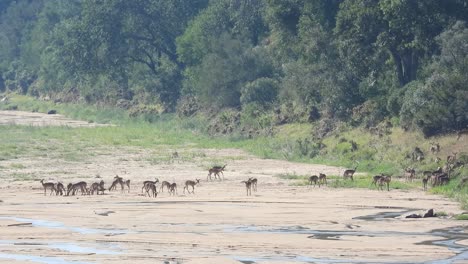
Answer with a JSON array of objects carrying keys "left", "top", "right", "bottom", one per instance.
[
  {"left": 0, "top": 110, "right": 110, "bottom": 127},
  {"left": 0, "top": 111, "right": 466, "bottom": 264}
]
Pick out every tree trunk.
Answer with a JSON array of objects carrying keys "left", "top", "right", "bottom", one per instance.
[{"left": 391, "top": 49, "right": 418, "bottom": 87}]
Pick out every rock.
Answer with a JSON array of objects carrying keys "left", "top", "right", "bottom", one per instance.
[
  {"left": 405, "top": 214, "right": 422, "bottom": 219},
  {"left": 94, "top": 210, "right": 115, "bottom": 216},
  {"left": 423, "top": 209, "right": 435, "bottom": 218}
]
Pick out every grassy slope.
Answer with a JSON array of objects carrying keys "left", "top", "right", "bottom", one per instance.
[{"left": 1, "top": 94, "right": 467, "bottom": 209}]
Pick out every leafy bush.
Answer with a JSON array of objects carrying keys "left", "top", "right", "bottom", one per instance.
[
  {"left": 176, "top": 96, "right": 199, "bottom": 117},
  {"left": 240, "top": 78, "right": 279, "bottom": 106}
]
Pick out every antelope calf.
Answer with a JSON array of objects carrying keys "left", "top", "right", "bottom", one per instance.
[
  {"left": 183, "top": 179, "right": 200, "bottom": 194},
  {"left": 40, "top": 179, "right": 57, "bottom": 196}
]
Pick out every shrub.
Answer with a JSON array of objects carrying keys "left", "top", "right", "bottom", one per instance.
[{"left": 240, "top": 78, "right": 278, "bottom": 106}]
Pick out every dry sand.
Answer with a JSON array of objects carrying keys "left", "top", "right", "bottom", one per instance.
[{"left": 0, "top": 111, "right": 466, "bottom": 264}]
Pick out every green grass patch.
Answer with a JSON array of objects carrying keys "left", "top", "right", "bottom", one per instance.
[
  {"left": 9, "top": 173, "right": 36, "bottom": 181},
  {"left": 435, "top": 211, "right": 448, "bottom": 217},
  {"left": 9, "top": 163, "right": 26, "bottom": 169},
  {"left": 455, "top": 214, "right": 468, "bottom": 220}
]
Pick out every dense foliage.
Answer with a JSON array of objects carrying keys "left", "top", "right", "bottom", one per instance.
[{"left": 0, "top": 0, "right": 467, "bottom": 135}]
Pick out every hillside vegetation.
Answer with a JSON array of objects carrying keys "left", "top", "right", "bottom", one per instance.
[{"left": 0, "top": 0, "right": 467, "bottom": 137}]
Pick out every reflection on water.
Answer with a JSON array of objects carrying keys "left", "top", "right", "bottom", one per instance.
[
  {"left": 0, "top": 253, "right": 93, "bottom": 264},
  {"left": 0, "top": 216, "right": 129, "bottom": 235}
]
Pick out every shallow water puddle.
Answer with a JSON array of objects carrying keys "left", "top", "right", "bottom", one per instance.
[
  {"left": 0, "top": 239, "right": 120, "bottom": 264},
  {"left": 0, "top": 216, "right": 129, "bottom": 235},
  {"left": 0, "top": 240, "right": 120, "bottom": 255},
  {"left": 227, "top": 225, "right": 468, "bottom": 264},
  {"left": 352, "top": 209, "right": 418, "bottom": 221},
  {"left": 232, "top": 255, "right": 413, "bottom": 264},
  {"left": 0, "top": 253, "right": 94, "bottom": 264}
]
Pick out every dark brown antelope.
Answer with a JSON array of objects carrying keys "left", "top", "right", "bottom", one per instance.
[
  {"left": 67, "top": 181, "right": 87, "bottom": 196},
  {"left": 429, "top": 142, "right": 440, "bottom": 154},
  {"left": 109, "top": 175, "right": 129, "bottom": 192},
  {"left": 160, "top": 181, "right": 171, "bottom": 193},
  {"left": 89, "top": 182, "right": 100, "bottom": 195},
  {"left": 97, "top": 180, "right": 106, "bottom": 195},
  {"left": 40, "top": 179, "right": 57, "bottom": 196},
  {"left": 142, "top": 179, "right": 159, "bottom": 193},
  {"left": 422, "top": 176, "right": 429, "bottom": 191},
  {"left": 249, "top": 177, "right": 258, "bottom": 192},
  {"left": 168, "top": 183, "right": 178, "bottom": 196},
  {"left": 447, "top": 152, "right": 458, "bottom": 164},
  {"left": 378, "top": 175, "right": 391, "bottom": 191},
  {"left": 123, "top": 179, "right": 131, "bottom": 193},
  {"left": 308, "top": 175, "right": 320, "bottom": 187},
  {"left": 404, "top": 168, "right": 416, "bottom": 182},
  {"left": 207, "top": 164, "right": 226, "bottom": 181},
  {"left": 109, "top": 175, "right": 123, "bottom": 191},
  {"left": 371, "top": 174, "right": 384, "bottom": 187},
  {"left": 241, "top": 179, "right": 253, "bottom": 196},
  {"left": 143, "top": 182, "right": 158, "bottom": 198},
  {"left": 318, "top": 173, "right": 327, "bottom": 186},
  {"left": 183, "top": 179, "right": 200, "bottom": 194},
  {"left": 89, "top": 181, "right": 105, "bottom": 195},
  {"left": 343, "top": 166, "right": 357, "bottom": 181},
  {"left": 55, "top": 182, "right": 66, "bottom": 196}
]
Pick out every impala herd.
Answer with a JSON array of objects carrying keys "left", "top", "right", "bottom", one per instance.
[{"left": 38, "top": 143, "right": 463, "bottom": 197}]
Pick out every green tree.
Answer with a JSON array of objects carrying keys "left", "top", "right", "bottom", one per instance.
[
  {"left": 177, "top": 0, "right": 267, "bottom": 66},
  {"left": 56, "top": 0, "right": 207, "bottom": 104},
  {"left": 401, "top": 21, "right": 468, "bottom": 136},
  {"left": 335, "top": 0, "right": 467, "bottom": 87},
  {"left": 184, "top": 34, "right": 275, "bottom": 109}
]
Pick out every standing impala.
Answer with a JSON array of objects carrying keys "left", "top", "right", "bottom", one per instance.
[
  {"left": 40, "top": 179, "right": 56, "bottom": 196},
  {"left": 183, "top": 179, "right": 200, "bottom": 194}
]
